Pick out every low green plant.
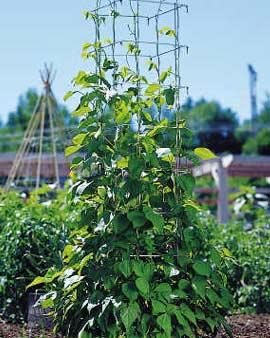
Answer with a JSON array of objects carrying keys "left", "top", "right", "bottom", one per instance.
[
  {"left": 210, "top": 194, "right": 270, "bottom": 314},
  {"left": 0, "top": 188, "right": 76, "bottom": 322}
]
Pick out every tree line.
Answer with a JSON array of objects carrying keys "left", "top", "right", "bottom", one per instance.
[
  {"left": 0, "top": 89, "right": 270, "bottom": 155},
  {"left": 0, "top": 89, "right": 76, "bottom": 153},
  {"left": 182, "top": 95, "right": 270, "bottom": 155}
]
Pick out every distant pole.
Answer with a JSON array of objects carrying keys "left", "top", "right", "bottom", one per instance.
[{"left": 248, "top": 64, "right": 258, "bottom": 136}]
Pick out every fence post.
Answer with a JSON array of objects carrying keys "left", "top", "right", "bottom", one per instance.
[{"left": 216, "top": 160, "right": 229, "bottom": 223}]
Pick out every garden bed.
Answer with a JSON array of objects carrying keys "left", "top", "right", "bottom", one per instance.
[{"left": 1, "top": 315, "right": 270, "bottom": 338}]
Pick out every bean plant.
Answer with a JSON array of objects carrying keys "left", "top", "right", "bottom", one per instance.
[{"left": 31, "top": 11, "right": 233, "bottom": 338}]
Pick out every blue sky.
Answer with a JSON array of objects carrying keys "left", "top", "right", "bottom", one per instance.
[{"left": 0, "top": 0, "right": 270, "bottom": 122}]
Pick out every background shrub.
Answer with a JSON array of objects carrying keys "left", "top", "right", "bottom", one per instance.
[
  {"left": 210, "top": 213, "right": 270, "bottom": 314},
  {"left": 204, "top": 190, "right": 270, "bottom": 314},
  {"left": 0, "top": 188, "right": 77, "bottom": 322}
]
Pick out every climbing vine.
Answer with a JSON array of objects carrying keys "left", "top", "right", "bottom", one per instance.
[{"left": 31, "top": 10, "right": 232, "bottom": 338}]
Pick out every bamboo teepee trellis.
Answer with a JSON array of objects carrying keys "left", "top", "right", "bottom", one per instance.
[{"left": 5, "top": 65, "right": 66, "bottom": 191}]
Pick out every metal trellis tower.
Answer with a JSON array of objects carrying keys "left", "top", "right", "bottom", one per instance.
[
  {"left": 86, "top": 0, "right": 189, "bottom": 103},
  {"left": 86, "top": 0, "right": 189, "bottom": 182}
]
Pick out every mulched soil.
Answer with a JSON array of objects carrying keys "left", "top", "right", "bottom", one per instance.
[
  {"left": 1, "top": 314, "right": 270, "bottom": 338},
  {"left": 218, "top": 314, "right": 270, "bottom": 338},
  {"left": 0, "top": 322, "right": 58, "bottom": 338}
]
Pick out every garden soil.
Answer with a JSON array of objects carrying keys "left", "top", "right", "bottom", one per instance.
[
  {"left": 218, "top": 314, "right": 270, "bottom": 338},
  {"left": 0, "top": 322, "right": 57, "bottom": 338},
  {"left": 1, "top": 314, "right": 270, "bottom": 338}
]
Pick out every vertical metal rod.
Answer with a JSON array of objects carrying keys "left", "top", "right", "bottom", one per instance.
[
  {"left": 136, "top": 0, "right": 142, "bottom": 140},
  {"left": 94, "top": 0, "right": 100, "bottom": 75},
  {"left": 130, "top": 0, "right": 141, "bottom": 136},
  {"left": 155, "top": 2, "right": 162, "bottom": 120},
  {"left": 111, "top": 0, "right": 117, "bottom": 88},
  {"left": 173, "top": 0, "right": 183, "bottom": 249},
  {"left": 134, "top": 0, "right": 141, "bottom": 94},
  {"left": 96, "top": 0, "right": 102, "bottom": 76},
  {"left": 95, "top": 0, "right": 103, "bottom": 124}
]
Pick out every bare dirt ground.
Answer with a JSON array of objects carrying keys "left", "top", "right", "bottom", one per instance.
[{"left": 1, "top": 314, "right": 270, "bottom": 338}]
